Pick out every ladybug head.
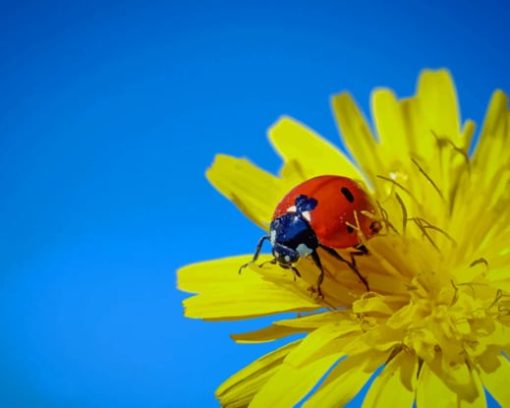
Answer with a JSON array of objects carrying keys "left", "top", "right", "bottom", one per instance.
[
  {"left": 270, "top": 206, "right": 319, "bottom": 267},
  {"left": 272, "top": 242, "right": 300, "bottom": 267}
]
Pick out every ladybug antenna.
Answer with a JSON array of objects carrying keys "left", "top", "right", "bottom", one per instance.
[{"left": 239, "top": 235, "right": 270, "bottom": 274}]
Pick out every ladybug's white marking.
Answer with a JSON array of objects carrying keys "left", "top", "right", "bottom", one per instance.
[
  {"left": 284, "top": 255, "right": 291, "bottom": 263},
  {"left": 287, "top": 205, "right": 297, "bottom": 213},
  {"left": 296, "top": 243, "right": 313, "bottom": 257},
  {"left": 301, "top": 211, "right": 311, "bottom": 222},
  {"left": 270, "top": 230, "right": 276, "bottom": 245}
]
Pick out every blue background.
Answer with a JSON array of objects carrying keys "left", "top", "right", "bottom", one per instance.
[{"left": 0, "top": 0, "right": 507, "bottom": 406}]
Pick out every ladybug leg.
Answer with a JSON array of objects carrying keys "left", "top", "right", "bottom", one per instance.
[
  {"left": 258, "top": 258, "right": 277, "bottom": 268},
  {"left": 349, "top": 251, "right": 369, "bottom": 290},
  {"left": 350, "top": 244, "right": 369, "bottom": 273},
  {"left": 291, "top": 266, "right": 301, "bottom": 280},
  {"left": 239, "top": 235, "right": 270, "bottom": 274},
  {"left": 354, "top": 244, "right": 369, "bottom": 255},
  {"left": 310, "top": 251, "right": 324, "bottom": 298},
  {"left": 280, "top": 265, "right": 301, "bottom": 281},
  {"left": 319, "top": 245, "right": 369, "bottom": 291}
]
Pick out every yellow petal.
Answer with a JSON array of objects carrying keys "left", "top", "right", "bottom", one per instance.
[
  {"left": 459, "top": 370, "right": 487, "bottom": 408},
  {"left": 217, "top": 341, "right": 298, "bottom": 408},
  {"left": 231, "top": 325, "right": 300, "bottom": 344},
  {"left": 302, "top": 353, "right": 384, "bottom": 408},
  {"left": 206, "top": 154, "right": 284, "bottom": 228},
  {"left": 279, "top": 159, "right": 308, "bottom": 188},
  {"left": 268, "top": 116, "right": 362, "bottom": 180},
  {"left": 462, "top": 119, "right": 477, "bottom": 150},
  {"left": 472, "top": 90, "right": 510, "bottom": 178},
  {"left": 178, "top": 256, "right": 319, "bottom": 319},
  {"left": 250, "top": 353, "right": 341, "bottom": 408},
  {"left": 352, "top": 294, "right": 397, "bottom": 315},
  {"left": 284, "top": 323, "right": 349, "bottom": 367},
  {"left": 275, "top": 311, "right": 357, "bottom": 330},
  {"left": 416, "top": 69, "right": 461, "bottom": 146},
  {"left": 480, "top": 354, "right": 510, "bottom": 407},
  {"left": 429, "top": 357, "right": 480, "bottom": 402},
  {"left": 416, "top": 364, "right": 457, "bottom": 408},
  {"left": 416, "top": 363, "right": 486, "bottom": 408},
  {"left": 349, "top": 326, "right": 401, "bottom": 354},
  {"left": 178, "top": 255, "right": 261, "bottom": 293},
  {"left": 362, "top": 352, "right": 416, "bottom": 408},
  {"left": 371, "top": 88, "right": 411, "bottom": 165},
  {"left": 248, "top": 322, "right": 366, "bottom": 406},
  {"left": 331, "top": 92, "right": 384, "bottom": 184},
  {"left": 399, "top": 94, "right": 435, "bottom": 162}
]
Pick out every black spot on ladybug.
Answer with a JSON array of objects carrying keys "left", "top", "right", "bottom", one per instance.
[
  {"left": 340, "top": 187, "right": 354, "bottom": 203},
  {"left": 295, "top": 195, "right": 318, "bottom": 212},
  {"left": 347, "top": 225, "right": 354, "bottom": 234}
]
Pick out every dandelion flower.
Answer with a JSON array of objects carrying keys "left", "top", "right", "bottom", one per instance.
[{"left": 178, "top": 70, "right": 510, "bottom": 407}]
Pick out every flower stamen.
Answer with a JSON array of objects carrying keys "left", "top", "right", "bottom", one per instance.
[
  {"left": 411, "top": 157, "right": 446, "bottom": 203},
  {"left": 408, "top": 217, "right": 441, "bottom": 252},
  {"left": 377, "top": 175, "right": 419, "bottom": 204},
  {"left": 394, "top": 193, "right": 408, "bottom": 234},
  {"left": 469, "top": 257, "right": 489, "bottom": 269},
  {"left": 376, "top": 200, "right": 399, "bottom": 234},
  {"left": 432, "top": 130, "right": 471, "bottom": 168},
  {"left": 450, "top": 280, "right": 459, "bottom": 306}
]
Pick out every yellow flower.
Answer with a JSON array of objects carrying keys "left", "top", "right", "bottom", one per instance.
[{"left": 178, "top": 69, "right": 510, "bottom": 407}]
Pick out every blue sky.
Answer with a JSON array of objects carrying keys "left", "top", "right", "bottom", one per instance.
[{"left": 0, "top": 1, "right": 508, "bottom": 406}]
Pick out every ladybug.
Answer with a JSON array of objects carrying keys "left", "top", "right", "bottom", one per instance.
[{"left": 240, "top": 175, "right": 381, "bottom": 295}]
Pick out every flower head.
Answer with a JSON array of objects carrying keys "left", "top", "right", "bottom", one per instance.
[{"left": 178, "top": 70, "right": 510, "bottom": 407}]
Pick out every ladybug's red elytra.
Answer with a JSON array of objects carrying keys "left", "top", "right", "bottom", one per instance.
[{"left": 240, "top": 175, "right": 381, "bottom": 295}]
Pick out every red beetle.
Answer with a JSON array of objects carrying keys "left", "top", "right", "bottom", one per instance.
[{"left": 240, "top": 175, "right": 380, "bottom": 294}]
